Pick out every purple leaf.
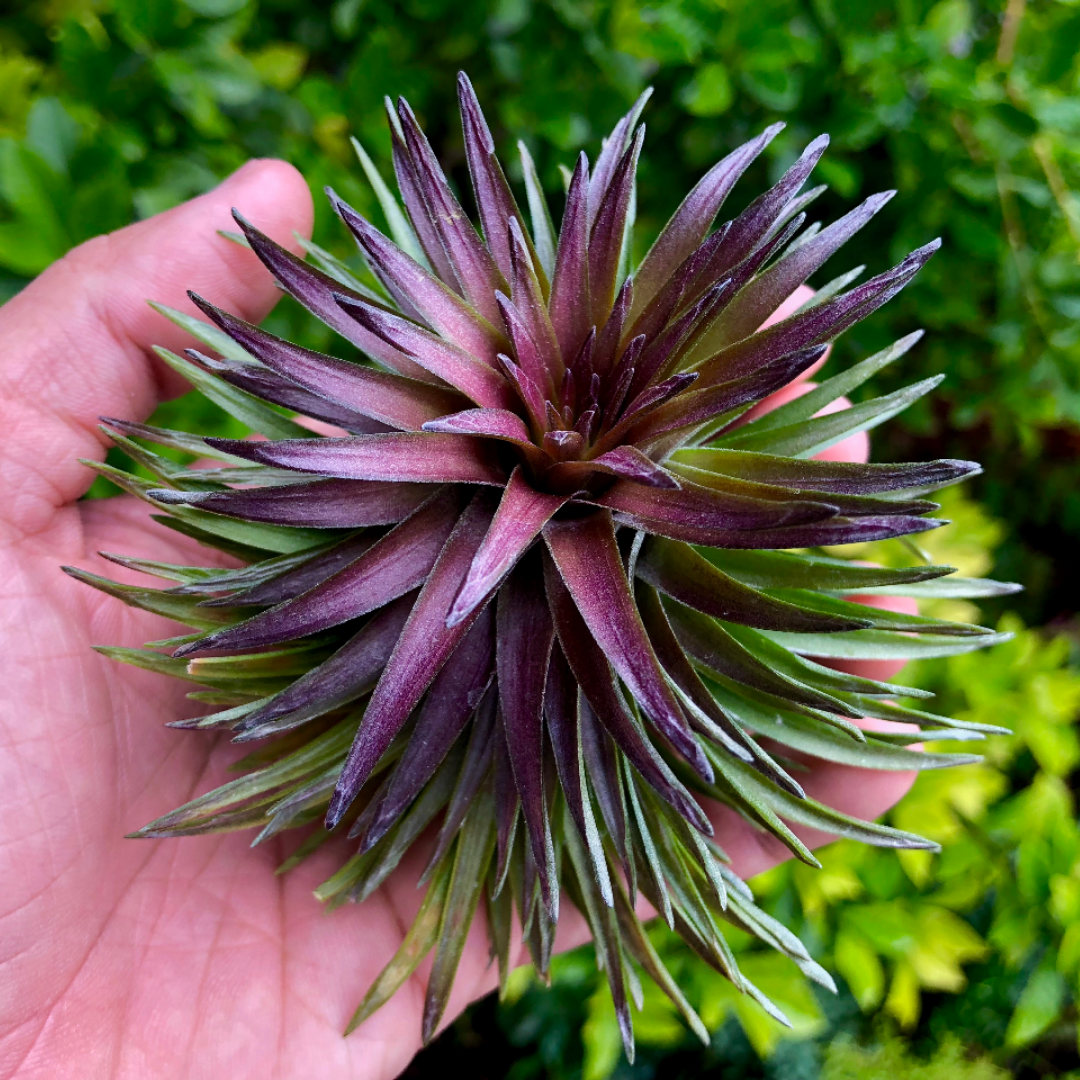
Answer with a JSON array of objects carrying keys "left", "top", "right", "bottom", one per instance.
[
  {"left": 174, "top": 488, "right": 463, "bottom": 656},
  {"left": 206, "top": 431, "right": 506, "bottom": 486},
  {"left": 232, "top": 211, "right": 430, "bottom": 383},
  {"left": 423, "top": 687, "right": 498, "bottom": 875},
  {"left": 673, "top": 210, "right": 808, "bottom": 363},
  {"left": 671, "top": 449, "right": 981, "bottom": 495},
  {"left": 693, "top": 241, "right": 940, "bottom": 388},
  {"left": 711, "top": 190, "right": 895, "bottom": 347},
  {"left": 620, "top": 372, "right": 700, "bottom": 429},
  {"left": 422, "top": 407, "right": 532, "bottom": 444},
  {"left": 543, "top": 553, "right": 711, "bottom": 834},
  {"left": 545, "top": 446, "right": 681, "bottom": 491},
  {"left": 588, "top": 446, "right": 681, "bottom": 490},
  {"left": 448, "top": 467, "right": 567, "bottom": 627},
  {"left": 327, "top": 190, "right": 507, "bottom": 366},
  {"left": 595, "top": 370, "right": 702, "bottom": 452},
  {"left": 185, "top": 348, "right": 393, "bottom": 435},
  {"left": 589, "top": 87, "right": 652, "bottom": 227},
  {"left": 457, "top": 72, "right": 542, "bottom": 287},
  {"left": 396, "top": 97, "right": 508, "bottom": 324},
  {"left": 233, "top": 594, "right": 415, "bottom": 737},
  {"left": 593, "top": 278, "right": 632, "bottom": 377},
  {"left": 335, "top": 294, "right": 516, "bottom": 410},
  {"left": 387, "top": 101, "right": 461, "bottom": 291},
  {"left": 202, "top": 533, "right": 378, "bottom": 608},
  {"left": 151, "top": 479, "right": 432, "bottom": 529},
  {"left": 630, "top": 346, "right": 827, "bottom": 446},
  {"left": 625, "top": 223, "right": 730, "bottom": 350},
  {"left": 542, "top": 429, "right": 585, "bottom": 460},
  {"left": 568, "top": 329, "right": 597, "bottom": 403},
  {"left": 548, "top": 154, "right": 592, "bottom": 368},
  {"left": 425, "top": 691, "right": 501, "bottom": 876},
  {"left": 326, "top": 490, "right": 499, "bottom": 828},
  {"left": 189, "top": 293, "right": 466, "bottom": 431},
  {"left": 543, "top": 511, "right": 712, "bottom": 781},
  {"left": 495, "top": 291, "right": 557, "bottom": 397},
  {"left": 624, "top": 282, "right": 728, "bottom": 402},
  {"left": 610, "top": 510, "right": 944, "bottom": 548},
  {"left": 496, "top": 353, "right": 549, "bottom": 430},
  {"left": 492, "top": 713, "right": 520, "bottom": 891},
  {"left": 507, "top": 217, "right": 564, "bottom": 385},
  {"left": 592, "top": 476, "right": 837, "bottom": 536},
  {"left": 668, "top": 463, "right": 938, "bottom": 518},
  {"left": 363, "top": 605, "right": 495, "bottom": 850},
  {"left": 497, "top": 556, "right": 558, "bottom": 919},
  {"left": 631, "top": 123, "right": 783, "bottom": 315},
  {"left": 589, "top": 126, "right": 644, "bottom": 326},
  {"left": 602, "top": 334, "right": 646, "bottom": 419},
  {"left": 688, "top": 135, "right": 829, "bottom": 305}
]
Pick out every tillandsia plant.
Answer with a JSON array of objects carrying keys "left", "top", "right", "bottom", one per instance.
[{"left": 68, "top": 74, "right": 1018, "bottom": 1057}]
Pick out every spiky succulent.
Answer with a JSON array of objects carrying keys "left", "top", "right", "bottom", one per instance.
[{"left": 71, "top": 74, "right": 1017, "bottom": 1055}]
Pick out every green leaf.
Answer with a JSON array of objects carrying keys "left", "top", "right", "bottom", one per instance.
[
  {"left": 794, "top": 266, "right": 865, "bottom": 310},
  {"left": 702, "top": 547, "right": 954, "bottom": 592},
  {"left": 720, "top": 376, "right": 945, "bottom": 458},
  {"left": 761, "top": 628, "right": 1013, "bottom": 660},
  {"left": 1005, "top": 966, "right": 1066, "bottom": 1048},
  {"left": 344, "top": 857, "right": 453, "bottom": 1035},
  {"left": 64, "top": 567, "right": 231, "bottom": 629},
  {"left": 840, "top": 576, "right": 1023, "bottom": 599},
  {"left": 721, "top": 621, "right": 933, "bottom": 699},
  {"left": 132, "top": 715, "right": 358, "bottom": 837},
  {"left": 725, "top": 332, "right": 924, "bottom": 439},
  {"left": 102, "top": 421, "right": 252, "bottom": 463},
  {"left": 613, "top": 883, "right": 710, "bottom": 1044},
  {"left": 422, "top": 790, "right": 497, "bottom": 1043},
  {"left": 709, "top": 682, "right": 980, "bottom": 771},
  {"left": 486, "top": 883, "right": 515, "bottom": 1000},
  {"left": 349, "top": 748, "right": 463, "bottom": 904},
  {"left": 834, "top": 928, "right": 886, "bottom": 1010},
  {"left": 624, "top": 768, "right": 674, "bottom": 928},
  {"left": 154, "top": 500, "right": 338, "bottom": 554},
  {"left": 703, "top": 750, "right": 820, "bottom": 866},
  {"left": 764, "top": 588, "right": 992, "bottom": 636}
]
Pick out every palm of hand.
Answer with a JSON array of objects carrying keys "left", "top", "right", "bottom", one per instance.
[{"left": 0, "top": 162, "right": 916, "bottom": 1080}]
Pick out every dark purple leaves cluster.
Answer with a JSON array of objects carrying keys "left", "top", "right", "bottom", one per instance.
[{"left": 75, "top": 73, "right": 1011, "bottom": 1059}]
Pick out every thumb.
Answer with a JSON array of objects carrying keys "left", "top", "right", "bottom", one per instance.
[{"left": 0, "top": 158, "right": 313, "bottom": 538}]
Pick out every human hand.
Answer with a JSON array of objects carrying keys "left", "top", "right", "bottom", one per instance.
[{"left": 0, "top": 163, "right": 917, "bottom": 1080}]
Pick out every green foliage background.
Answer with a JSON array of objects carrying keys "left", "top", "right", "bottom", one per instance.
[{"left": 2, "top": 0, "right": 1080, "bottom": 1075}]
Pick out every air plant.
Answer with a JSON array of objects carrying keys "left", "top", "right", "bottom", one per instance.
[{"left": 69, "top": 74, "right": 1015, "bottom": 1057}]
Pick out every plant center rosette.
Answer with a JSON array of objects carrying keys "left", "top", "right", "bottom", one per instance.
[{"left": 69, "top": 73, "right": 1016, "bottom": 1055}]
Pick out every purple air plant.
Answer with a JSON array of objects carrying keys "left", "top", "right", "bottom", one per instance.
[{"left": 70, "top": 74, "right": 1016, "bottom": 1054}]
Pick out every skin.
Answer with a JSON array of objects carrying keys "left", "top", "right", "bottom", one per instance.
[{"left": 0, "top": 161, "right": 919, "bottom": 1080}]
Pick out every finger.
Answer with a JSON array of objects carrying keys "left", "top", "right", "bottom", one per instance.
[{"left": 0, "top": 159, "right": 313, "bottom": 537}]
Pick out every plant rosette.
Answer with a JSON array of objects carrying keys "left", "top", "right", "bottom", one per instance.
[{"left": 70, "top": 73, "right": 1017, "bottom": 1058}]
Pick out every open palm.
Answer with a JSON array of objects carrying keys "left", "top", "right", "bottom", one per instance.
[{"left": 0, "top": 161, "right": 917, "bottom": 1080}]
